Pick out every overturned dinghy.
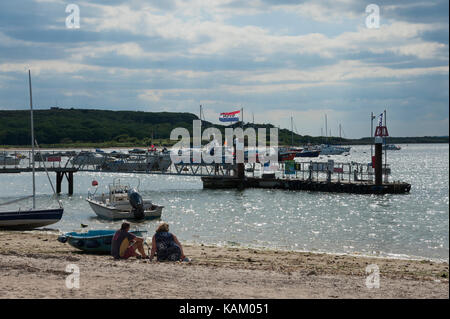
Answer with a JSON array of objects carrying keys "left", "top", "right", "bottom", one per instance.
[
  {"left": 57, "top": 229, "right": 147, "bottom": 253},
  {"left": 86, "top": 178, "right": 163, "bottom": 220}
]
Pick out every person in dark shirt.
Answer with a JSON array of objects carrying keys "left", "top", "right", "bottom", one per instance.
[
  {"left": 111, "top": 222, "right": 148, "bottom": 260},
  {"left": 149, "top": 223, "right": 187, "bottom": 262}
]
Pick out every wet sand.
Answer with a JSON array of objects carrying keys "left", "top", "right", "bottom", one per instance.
[{"left": 0, "top": 230, "right": 448, "bottom": 299}]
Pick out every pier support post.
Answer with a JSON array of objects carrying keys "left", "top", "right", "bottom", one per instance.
[
  {"left": 56, "top": 171, "right": 74, "bottom": 195},
  {"left": 68, "top": 172, "right": 73, "bottom": 195},
  {"left": 56, "top": 172, "right": 62, "bottom": 194}
]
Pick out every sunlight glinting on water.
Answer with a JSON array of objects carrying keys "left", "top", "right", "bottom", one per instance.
[{"left": 0, "top": 144, "right": 448, "bottom": 261}]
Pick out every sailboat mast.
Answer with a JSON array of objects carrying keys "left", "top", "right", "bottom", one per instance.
[
  {"left": 325, "top": 114, "right": 328, "bottom": 143},
  {"left": 28, "top": 70, "right": 35, "bottom": 209},
  {"left": 291, "top": 116, "right": 293, "bottom": 147}
]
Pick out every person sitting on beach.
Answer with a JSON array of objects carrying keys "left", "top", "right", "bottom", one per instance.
[
  {"left": 111, "top": 222, "right": 148, "bottom": 260},
  {"left": 149, "top": 222, "right": 187, "bottom": 262}
]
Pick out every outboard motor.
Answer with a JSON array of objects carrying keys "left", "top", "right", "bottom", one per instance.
[{"left": 128, "top": 188, "right": 145, "bottom": 220}]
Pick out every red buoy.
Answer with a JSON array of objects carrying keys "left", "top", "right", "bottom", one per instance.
[{"left": 92, "top": 180, "right": 98, "bottom": 187}]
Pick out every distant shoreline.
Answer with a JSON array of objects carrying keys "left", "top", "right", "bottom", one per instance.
[{"left": 1, "top": 141, "right": 448, "bottom": 150}]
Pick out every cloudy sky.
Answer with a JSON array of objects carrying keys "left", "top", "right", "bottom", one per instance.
[{"left": 0, "top": 0, "right": 448, "bottom": 138}]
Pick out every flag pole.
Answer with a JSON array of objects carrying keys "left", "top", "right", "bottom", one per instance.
[
  {"left": 384, "top": 109, "right": 387, "bottom": 182},
  {"left": 370, "top": 112, "right": 373, "bottom": 158}
]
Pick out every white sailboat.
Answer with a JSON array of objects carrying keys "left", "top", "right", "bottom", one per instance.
[{"left": 0, "top": 70, "right": 64, "bottom": 230}]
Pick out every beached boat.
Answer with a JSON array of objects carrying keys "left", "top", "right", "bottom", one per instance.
[
  {"left": 0, "top": 70, "right": 63, "bottom": 230},
  {"left": 0, "top": 208, "right": 63, "bottom": 230},
  {"left": 86, "top": 178, "right": 163, "bottom": 220},
  {"left": 57, "top": 229, "right": 147, "bottom": 253}
]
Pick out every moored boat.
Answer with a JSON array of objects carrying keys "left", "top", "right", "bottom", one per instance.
[
  {"left": 289, "top": 147, "right": 321, "bottom": 158},
  {"left": 86, "top": 178, "right": 163, "bottom": 220},
  {"left": 383, "top": 144, "right": 401, "bottom": 150},
  {"left": 278, "top": 148, "right": 296, "bottom": 162},
  {"left": 318, "top": 144, "right": 350, "bottom": 155}
]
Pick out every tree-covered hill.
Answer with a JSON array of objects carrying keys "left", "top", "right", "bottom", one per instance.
[
  {"left": 0, "top": 108, "right": 198, "bottom": 145},
  {"left": 0, "top": 108, "right": 447, "bottom": 147}
]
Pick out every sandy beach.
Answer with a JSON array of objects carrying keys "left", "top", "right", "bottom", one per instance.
[{"left": 0, "top": 230, "right": 447, "bottom": 299}]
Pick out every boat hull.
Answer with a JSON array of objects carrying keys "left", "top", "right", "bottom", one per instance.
[
  {"left": 86, "top": 198, "right": 163, "bottom": 220},
  {"left": 294, "top": 150, "right": 320, "bottom": 158},
  {"left": 0, "top": 208, "right": 63, "bottom": 230}
]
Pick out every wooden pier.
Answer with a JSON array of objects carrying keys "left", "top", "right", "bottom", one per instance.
[
  {"left": 201, "top": 176, "right": 411, "bottom": 194},
  {"left": 1, "top": 144, "right": 411, "bottom": 195}
]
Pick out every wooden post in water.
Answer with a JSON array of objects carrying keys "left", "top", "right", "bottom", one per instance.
[
  {"left": 56, "top": 171, "right": 74, "bottom": 195},
  {"left": 56, "top": 172, "right": 62, "bottom": 194},
  {"left": 68, "top": 172, "right": 74, "bottom": 195}
]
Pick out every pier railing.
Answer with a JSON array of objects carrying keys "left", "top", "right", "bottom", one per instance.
[
  {"left": 246, "top": 160, "right": 390, "bottom": 184},
  {"left": 1, "top": 150, "right": 390, "bottom": 183}
]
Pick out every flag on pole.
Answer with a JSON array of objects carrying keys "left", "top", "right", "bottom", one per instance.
[
  {"left": 378, "top": 113, "right": 383, "bottom": 126},
  {"left": 219, "top": 110, "right": 240, "bottom": 122}
]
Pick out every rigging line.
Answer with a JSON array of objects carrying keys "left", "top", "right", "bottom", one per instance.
[
  {"left": 341, "top": 127, "right": 347, "bottom": 138},
  {"left": 34, "top": 140, "right": 63, "bottom": 209}
]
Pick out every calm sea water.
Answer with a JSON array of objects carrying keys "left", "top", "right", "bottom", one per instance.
[{"left": 1, "top": 144, "right": 448, "bottom": 261}]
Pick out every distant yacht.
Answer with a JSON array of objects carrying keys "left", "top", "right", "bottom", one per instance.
[
  {"left": 318, "top": 144, "right": 350, "bottom": 155},
  {"left": 383, "top": 144, "right": 401, "bottom": 151}
]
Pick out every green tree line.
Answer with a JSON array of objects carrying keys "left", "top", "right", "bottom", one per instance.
[{"left": 0, "top": 108, "right": 447, "bottom": 147}]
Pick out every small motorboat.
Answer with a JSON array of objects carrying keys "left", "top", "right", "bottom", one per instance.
[
  {"left": 86, "top": 178, "right": 163, "bottom": 220},
  {"left": 276, "top": 148, "right": 296, "bottom": 162},
  {"left": 57, "top": 229, "right": 147, "bottom": 253}
]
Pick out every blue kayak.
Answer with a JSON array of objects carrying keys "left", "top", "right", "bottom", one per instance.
[{"left": 57, "top": 229, "right": 147, "bottom": 253}]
